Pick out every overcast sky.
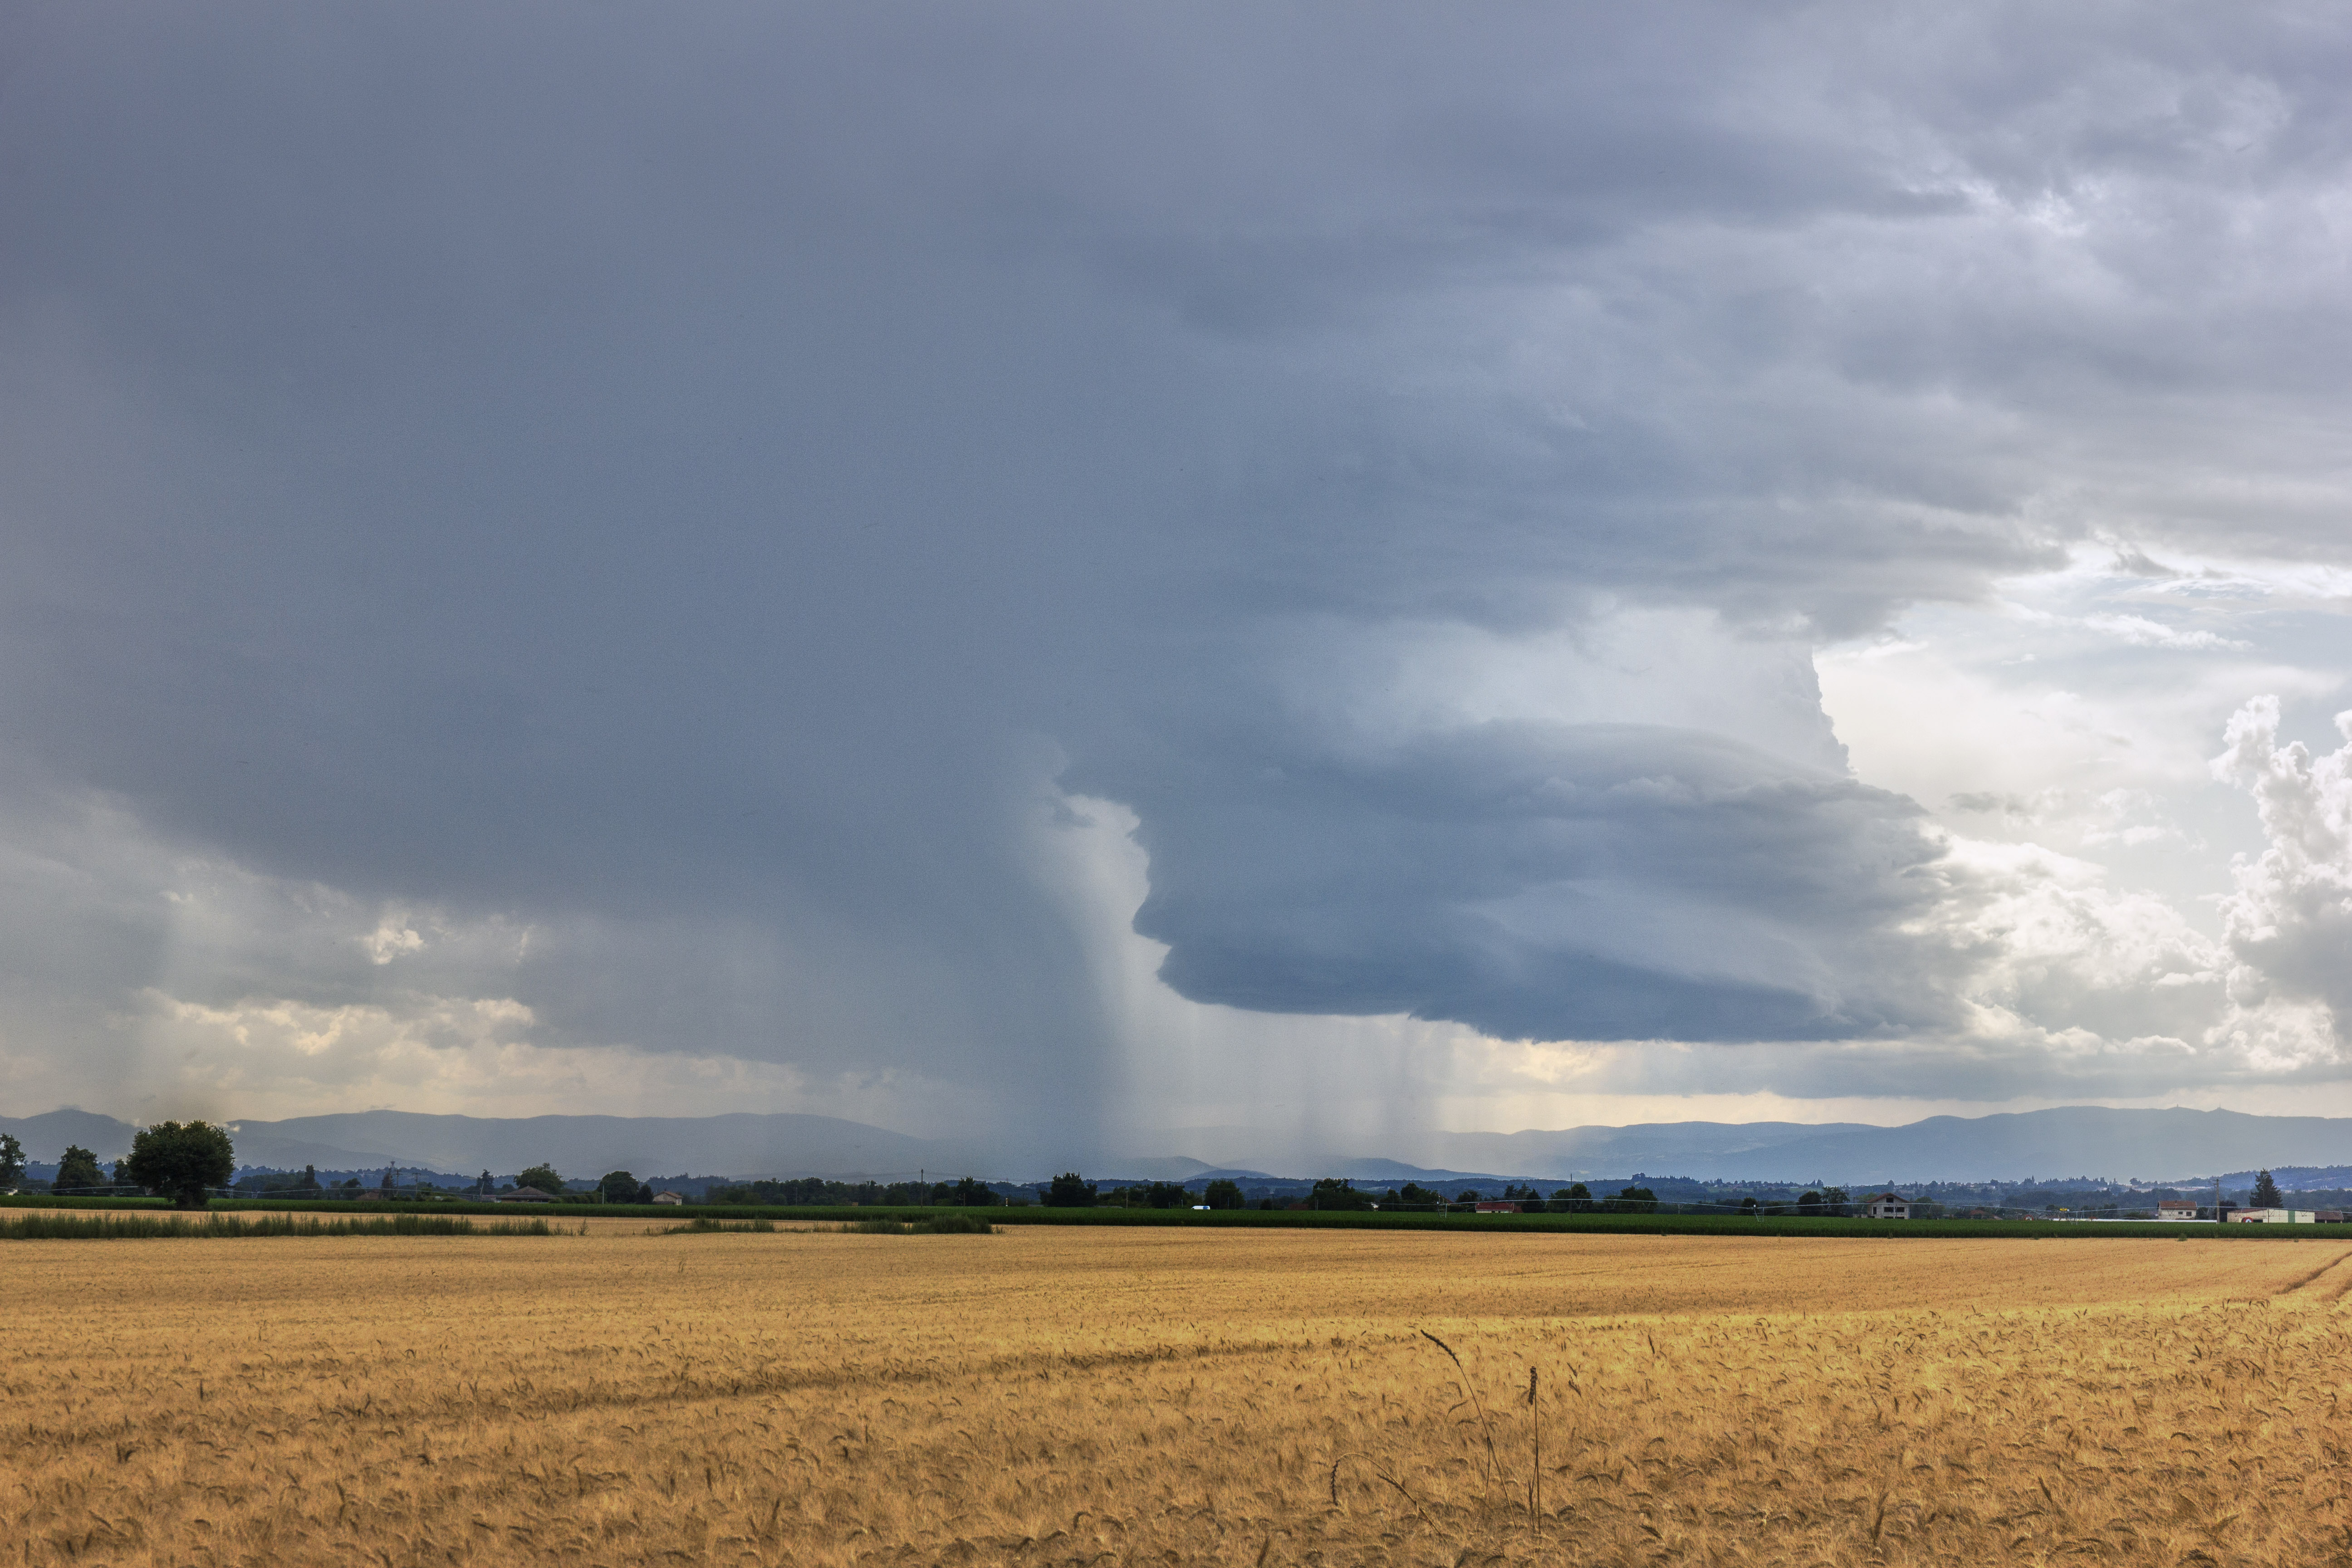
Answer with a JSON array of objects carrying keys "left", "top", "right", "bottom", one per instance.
[{"left": 6, "top": 2, "right": 2352, "bottom": 1168}]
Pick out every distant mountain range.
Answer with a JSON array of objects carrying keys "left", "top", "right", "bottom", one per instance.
[
  {"left": 9, "top": 1103, "right": 2352, "bottom": 1186},
  {"left": 1422, "top": 1107, "right": 2352, "bottom": 1185}
]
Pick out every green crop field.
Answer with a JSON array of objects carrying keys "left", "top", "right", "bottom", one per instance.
[{"left": 3, "top": 1192, "right": 2330, "bottom": 1239}]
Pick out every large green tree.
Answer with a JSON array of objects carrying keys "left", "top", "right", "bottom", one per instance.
[
  {"left": 54, "top": 1144, "right": 105, "bottom": 1194},
  {"left": 0, "top": 1132, "right": 23, "bottom": 1189},
  {"left": 1610, "top": 1185, "right": 1659, "bottom": 1214},
  {"left": 1310, "top": 1178, "right": 1376, "bottom": 1211},
  {"left": 596, "top": 1169, "right": 639, "bottom": 1202},
  {"left": 515, "top": 1163, "right": 564, "bottom": 1196},
  {"left": 123, "top": 1121, "right": 236, "bottom": 1210},
  {"left": 1045, "top": 1172, "right": 1096, "bottom": 1207},
  {"left": 2253, "top": 1170, "right": 2284, "bottom": 1209},
  {"left": 1137, "top": 1181, "right": 1191, "bottom": 1209},
  {"left": 1202, "top": 1178, "right": 1243, "bottom": 1210}
]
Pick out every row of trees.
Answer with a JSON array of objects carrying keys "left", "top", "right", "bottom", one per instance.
[
  {"left": 3, "top": 1122, "right": 235, "bottom": 1209},
  {"left": 1733, "top": 1188, "right": 1856, "bottom": 1217},
  {"left": 1307, "top": 1181, "right": 1662, "bottom": 1213},
  {"left": 230, "top": 1163, "right": 676, "bottom": 1203},
  {"left": 1042, "top": 1176, "right": 1248, "bottom": 1209},
  {"left": 705, "top": 1175, "right": 1009, "bottom": 1207},
  {"left": 17, "top": 1136, "right": 2292, "bottom": 1216},
  {"left": 1030, "top": 1176, "right": 1668, "bottom": 1213},
  {"left": 507, "top": 1165, "right": 660, "bottom": 1204},
  {"left": 10, "top": 1127, "right": 657, "bottom": 1210}
]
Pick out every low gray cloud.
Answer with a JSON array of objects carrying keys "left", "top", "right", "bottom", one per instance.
[{"left": 1119, "top": 721, "right": 1953, "bottom": 1042}]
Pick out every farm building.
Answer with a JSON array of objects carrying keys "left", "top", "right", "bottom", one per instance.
[
  {"left": 1474, "top": 1200, "right": 1524, "bottom": 1214},
  {"left": 2226, "top": 1208, "right": 2318, "bottom": 1224},
  {"left": 652, "top": 1191, "right": 685, "bottom": 1205},
  {"left": 1865, "top": 1193, "right": 1911, "bottom": 1220},
  {"left": 2156, "top": 1199, "right": 2199, "bottom": 1220},
  {"left": 497, "top": 1186, "right": 560, "bottom": 1203}
]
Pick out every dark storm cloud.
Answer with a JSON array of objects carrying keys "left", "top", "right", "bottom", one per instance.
[
  {"left": 6, "top": 2, "right": 2352, "bottom": 1131},
  {"left": 1116, "top": 721, "right": 1954, "bottom": 1042}
]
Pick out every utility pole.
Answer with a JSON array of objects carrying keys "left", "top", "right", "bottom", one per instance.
[{"left": 1528, "top": 1366, "right": 1541, "bottom": 1526}]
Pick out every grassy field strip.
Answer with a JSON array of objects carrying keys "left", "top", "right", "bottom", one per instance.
[
  {"left": 17, "top": 1194, "right": 2352, "bottom": 1241},
  {"left": 3, "top": 1204, "right": 690, "bottom": 1237},
  {"left": 0, "top": 1210, "right": 557, "bottom": 1239},
  {"left": 6, "top": 1229, "right": 2348, "bottom": 1566}
]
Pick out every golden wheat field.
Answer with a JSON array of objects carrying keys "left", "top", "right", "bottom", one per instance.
[{"left": 7, "top": 1224, "right": 2352, "bottom": 1568}]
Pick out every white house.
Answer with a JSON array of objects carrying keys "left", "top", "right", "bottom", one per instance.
[
  {"left": 2156, "top": 1199, "right": 2200, "bottom": 1220},
  {"left": 1866, "top": 1192, "right": 1910, "bottom": 1220},
  {"left": 2226, "top": 1208, "right": 2317, "bottom": 1224},
  {"left": 651, "top": 1191, "right": 685, "bottom": 1206}
]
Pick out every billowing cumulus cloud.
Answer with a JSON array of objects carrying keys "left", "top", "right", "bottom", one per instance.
[
  {"left": 2205, "top": 697, "right": 2352, "bottom": 1070},
  {"left": 6, "top": 4, "right": 2352, "bottom": 1160}
]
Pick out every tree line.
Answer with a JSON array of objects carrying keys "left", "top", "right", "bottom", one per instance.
[
  {"left": 1, "top": 1122, "right": 235, "bottom": 1208},
  {"left": 24, "top": 1131, "right": 2291, "bottom": 1219},
  {"left": 705, "top": 1176, "right": 1011, "bottom": 1207},
  {"left": 1034, "top": 1176, "right": 1668, "bottom": 1212},
  {"left": 2, "top": 1127, "right": 676, "bottom": 1210}
]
